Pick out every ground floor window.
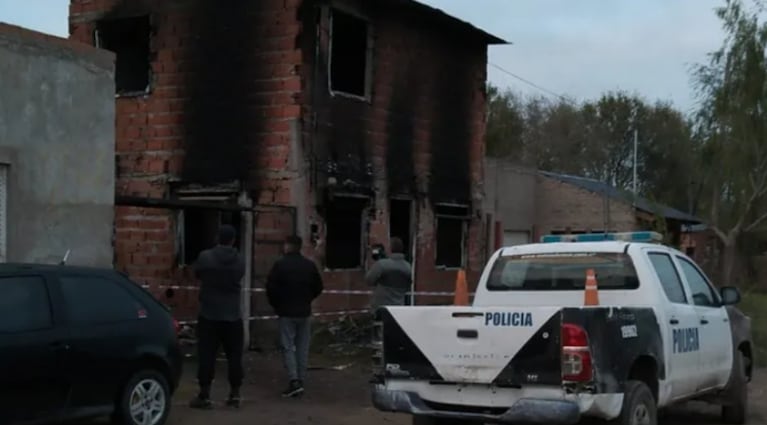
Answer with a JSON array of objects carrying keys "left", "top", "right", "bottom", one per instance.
[
  {"left": 177, "top": 208, "right": 241, "bottom": 265},
  {"left": 435, "top": 205, "right": 469, "bottom": 269},
  {"left": 324, "top": 196, "right": 367, "bottom": 270}
]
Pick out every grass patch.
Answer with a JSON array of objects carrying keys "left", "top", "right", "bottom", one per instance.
[{"left": 739, "top": 291, "right": 767, "bottom": 367}]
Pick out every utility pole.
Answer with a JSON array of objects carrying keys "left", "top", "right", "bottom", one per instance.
[{"left": 632, "top": 129, "right": 638, "bottom": 206}]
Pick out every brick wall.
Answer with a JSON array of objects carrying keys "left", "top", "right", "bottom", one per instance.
[
  {"left": 69, "top": 0, "right": 492, "bottom": 320},
  {"left": 534, "top": 175, "right": 638, "bottom": 240}
]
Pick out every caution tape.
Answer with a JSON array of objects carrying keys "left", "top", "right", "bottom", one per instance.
[
  {"left": 142, "top": 284, "right": 471, "bottom": 297},
  {"left": 177, "top": 309, "right": 372, "bottom": 326}
]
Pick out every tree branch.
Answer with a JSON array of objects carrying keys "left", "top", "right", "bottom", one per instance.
[{"left": 745, "top": 210, "right": 767, "bottom": 233}]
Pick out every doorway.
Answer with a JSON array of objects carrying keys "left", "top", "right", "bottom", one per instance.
[{"left": 389, "top": 199, "right": 412, "bottom": 261}]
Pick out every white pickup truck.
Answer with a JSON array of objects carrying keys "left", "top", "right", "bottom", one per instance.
[{"left": 370, "top": 232, "right": 754, "bottom": 425}]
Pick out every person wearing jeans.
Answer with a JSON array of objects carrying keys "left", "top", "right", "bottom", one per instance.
[
  {"left": 189, "top": 225, "right": 246, "bottom": 409},
  {"left": 266, "top": 235, "right": 324, "bottom": 397}
]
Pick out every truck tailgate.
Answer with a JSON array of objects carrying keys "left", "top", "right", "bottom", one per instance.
[{"left": 378, "top": 306, "right": 563, "bottom": 386}]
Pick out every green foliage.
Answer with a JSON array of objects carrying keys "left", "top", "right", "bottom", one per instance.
[
  {"left": 692, "top": 0, "right": 767, "bottom": 233},
  {"left": 484, "top": 86, "right": 697, "bottom": 212}
]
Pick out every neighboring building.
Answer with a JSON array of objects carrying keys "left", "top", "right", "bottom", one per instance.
[
  {"left": 0, "top": 23, "right": 115, "bottom": 267},
  {"left": 483, "top": 159, "right": 536, "bottom": 259},
  {"left": 484, "top": 161, "right": 703, "bottom": 256},
  {"left": 68, "top": 1, "right": 505, "bottom": 321}
]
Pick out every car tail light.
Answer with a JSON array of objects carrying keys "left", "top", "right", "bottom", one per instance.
[{"left": 561, "top": 323, "right": 593, "bottom": 382}]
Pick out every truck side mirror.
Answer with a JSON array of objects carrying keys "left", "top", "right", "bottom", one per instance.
[{"left": 720, "top": 286, "right": 741, "bottom": 306}]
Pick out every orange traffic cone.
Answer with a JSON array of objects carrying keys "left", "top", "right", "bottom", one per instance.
[
  {"left": 454, "top": 269, "right": 469, "bottom": 306},
  {"left": 584, "top": 268, "right": 599, "bottom": 306}
]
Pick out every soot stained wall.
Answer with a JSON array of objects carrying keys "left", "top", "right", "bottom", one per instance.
[{"left": 181, "top": 1, "right": 263, "bottom": 188}]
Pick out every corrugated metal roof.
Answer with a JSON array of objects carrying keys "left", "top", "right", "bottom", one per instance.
[
  {"left": 385, "top": 0, "right": 508, "bottom": 44},
  {"left": 540, "top": 171, "right": 702, "bottom": 224}
]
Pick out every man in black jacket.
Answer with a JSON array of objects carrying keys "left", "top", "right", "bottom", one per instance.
[
  {"left": 189, "top": 225, "right": 246, "bottom": 409},
  {"left": 266, "top": 235, "right": 324, "bottom": 397}
]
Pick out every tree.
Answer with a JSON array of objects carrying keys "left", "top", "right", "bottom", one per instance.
[
  {"left": 485, "top": 84, "right": 526, "bottom": 159},
  {"left": 692, "top": 0, "right": 767, "bottom": 284}
]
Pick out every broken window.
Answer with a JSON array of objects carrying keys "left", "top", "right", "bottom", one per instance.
[
  {"left": 177, "top": 209, "right": 241, "bottom": 265},
  {"left": 95, "top": 15, "right": 151, "bottom": 94},
  {"left": 325, "top": 197, "right": 366, "bottom": 269},
  {"left": 389, "top": 199, "right": 412, "bottom": 260},
  {"left": 328, "top": 8, "right": 371, "bottom": 98},
  {"left": 435, "top": 205, "right": 469, "bottom": 269}
]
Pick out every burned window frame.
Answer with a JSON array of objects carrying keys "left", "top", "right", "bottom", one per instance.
[
  {"left": 175, "top": 207, "right": 243, "bottom": 266},
  {"left": 434, "top": 204, "right": 469, "bottom": 269},
  {"left": 326, "top": 5, "right": 374, "bottom": 101},
  {"left": 323, "top": 195, "right": 368, "bottom": 271},
  {"left": 93, "top": 14, "right": 153, "bottom": 97}
]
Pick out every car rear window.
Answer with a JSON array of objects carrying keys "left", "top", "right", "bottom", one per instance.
[{"left": 486, "top": 252, "right": 639, "bottom": 291}]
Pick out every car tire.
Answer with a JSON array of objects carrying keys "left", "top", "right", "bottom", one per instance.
[
  {"left": 113, "top": 369, "right": 172, "bottom": 425},
  {"left": 611, "top": 380, "right": 657, "bottom": 425},
  {"left": 722, "top": 351, "right": 748, "bottom": 424}
]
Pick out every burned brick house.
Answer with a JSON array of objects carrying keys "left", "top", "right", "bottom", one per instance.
[{"left": 68, "top": 0, "right": 504, "bottom": 323}]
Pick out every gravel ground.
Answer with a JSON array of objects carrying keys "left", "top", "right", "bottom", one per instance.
[{"left": 154, "top": 352, "right": 767, "bottom": 425}]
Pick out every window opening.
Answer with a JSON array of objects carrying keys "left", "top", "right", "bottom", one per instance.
[
  {"left": 325, "top": 197, "right": 366, "bottom": 269},
  {"left": 179, "top": 209, "right": 242, "bottom": 265},
  {"left": 435, "top": 205, "right": 468, "bottom": 268},
  {"left": 328, "top": 8, "right": 370, "bottom": 97},
  {"left": 95, "top": 15, "right": 151, "bottom": 94},
  {"left": 389, "top": 199, "right": 412, "bottom": 261}
]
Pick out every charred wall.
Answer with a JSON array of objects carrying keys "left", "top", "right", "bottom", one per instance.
[{"left": 181, "top": 1, "right": 264, "bottom": 189}]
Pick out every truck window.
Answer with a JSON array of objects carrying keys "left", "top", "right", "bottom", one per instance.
[
  {"left": 676, "top": 257, "right": 721, "bottom": 307},
  {"left": 647, "top": 252, "right": 688, "bottom": 304},
  {"left": 486, "top": 252, "right": 639, "bottom": 291}
]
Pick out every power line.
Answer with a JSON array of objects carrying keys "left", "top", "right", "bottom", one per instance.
[{"left": 489, "top": 62, "right": 570, "bottom": 102}]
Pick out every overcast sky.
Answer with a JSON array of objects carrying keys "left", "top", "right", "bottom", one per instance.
[{"left": 0, "top": 0, "right": 727, "bottom": 112}]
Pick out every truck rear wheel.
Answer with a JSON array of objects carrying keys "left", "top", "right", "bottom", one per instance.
[
  {"left": 611, "top": 380, "right": 657, "bottom": 425},
  {"left": 412, "top": 416, "right": 477, "bottom": 425},
  {"left": 722, "top": 351, "right": 748, "bottom": 424}
]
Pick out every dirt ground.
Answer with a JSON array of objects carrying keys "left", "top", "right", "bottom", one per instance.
[{"left": 151, "top": 351, "right": 767, "bottom": 425}]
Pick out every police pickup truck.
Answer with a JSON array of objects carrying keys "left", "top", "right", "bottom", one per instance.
[{"left": 370, "top": 232, "right": 754, "bottom": 425}]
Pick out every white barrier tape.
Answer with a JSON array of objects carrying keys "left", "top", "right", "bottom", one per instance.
[
  {"left": 177, "top": 309, "right": 372, "bottom": 326},
  {"left": 142, "top": 284, "right": 472, "bottom": 297}
]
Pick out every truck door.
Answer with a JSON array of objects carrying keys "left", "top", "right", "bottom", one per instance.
[
  {"left": 674, "top": 256, "right": 733, "bottom": 391},
  {"left": 646, "top": 251, "right": 700, "bottom": 400}
]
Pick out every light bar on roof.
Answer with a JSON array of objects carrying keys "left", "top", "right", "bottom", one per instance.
[{"left": 540, "top": 231, "right": 663, "bottom": 243}]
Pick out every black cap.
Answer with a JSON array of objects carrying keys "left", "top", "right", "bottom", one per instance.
[{"left": 218, "top": 224, "right": 237, "bottom": 245}]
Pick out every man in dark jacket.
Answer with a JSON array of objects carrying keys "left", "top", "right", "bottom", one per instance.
[
  {"left": 189, "top": 224, "right": 246, "bottom": 409},
  {"left": 365, "top": 237, "right": 412, "bottom": 312},
  {"left": 266, "top": 235, "right": 324, "bottom": 398}
]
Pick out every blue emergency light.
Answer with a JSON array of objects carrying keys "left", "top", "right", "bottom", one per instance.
[{"left": 540, "top": 231, "right": 663, "bottom": 243}]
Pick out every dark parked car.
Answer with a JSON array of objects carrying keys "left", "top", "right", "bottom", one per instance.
[{"left": 0, "top": 263, "right": 183, "bottom": 425}]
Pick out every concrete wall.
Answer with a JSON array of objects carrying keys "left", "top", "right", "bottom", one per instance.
[
  {"left": 0, "top": 24, "right": 115, "bottom": 267},
  {"left": 483, "top": 159, "right": 536, "bottom": 252}
]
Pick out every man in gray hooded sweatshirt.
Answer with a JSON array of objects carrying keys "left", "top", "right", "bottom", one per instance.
[
  {"left": 365, "top": 237, "right": 412, "bottom": 313},
  {"left": 189, "top": 225, "right": 246, "bottom": 409}
]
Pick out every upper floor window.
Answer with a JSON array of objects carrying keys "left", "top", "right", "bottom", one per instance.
[
  {"left": 328, "top": 8, "right": 372, "bottom": 99},
  {"left": 95, "top": 15, "right": 151, "bottom": 95}
]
